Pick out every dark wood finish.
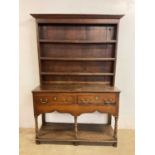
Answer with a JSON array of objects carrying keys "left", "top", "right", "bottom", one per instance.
[
  {"left": 37, "top": 22, "right": 118, "bottom": 85},
  {"left": 34, "top": 116, "right": 38, "bottom": 136},
  {"left": 40, "top": 57, "right": 116, "bottom": 61},
  {"left": 36, "top": 122, "right": 117, "bottom": 145},
  {"left": 42, "top": 113, "right": 46, "bottom": 125},
  {"left": 114, "top": 116, "right": 118, "bottom": 139},
  {"left": 31, "top": 14, "right": 124, "bottom": 19},
  {"left": 32, "top": 84, "right": 120, "bottom": 93},
  {"left": 40, "top": 44, "right": 115, "bottom": 58},
  {"left": 107, "top": 114, "right": 112, "bottom": 125},
  {"left": 41, "top": 72, "right": 114, "bottom": 76},
  {"left": 74, "top": 116, "right": 78, "bottom": 138},
  {"left": 34, "top": 93, "right": 76, "bottom": 105},
  {"left": 39, "top": 40, "right": 116, "bottom": 43},
  {"left": 31, "top": 14, "right": 123, "bottom": 146},
  {"left": 38, "top": 24, "right": 116, "bottom": 39},
  {"left": 33, "top": 91, "right": 119, "bottom": 116},
  {"left": 77, "top": 93, "right": 116, "bottom": 105},
  {"left": 31, "top": 14, "right": 123, "bottom": 24}
]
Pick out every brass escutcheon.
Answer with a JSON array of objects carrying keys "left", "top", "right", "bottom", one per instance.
[{"left": 53, "top": 96, "right": 57, "bottom": 101}]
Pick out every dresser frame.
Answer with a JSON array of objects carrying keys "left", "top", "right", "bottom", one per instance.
[{"left": 31, "top": 14, "right": 123, "bottom": 146}]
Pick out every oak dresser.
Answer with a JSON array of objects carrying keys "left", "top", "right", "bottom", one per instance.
[{"left": 31, "top": 14, "right": 123, "bottom": 146}]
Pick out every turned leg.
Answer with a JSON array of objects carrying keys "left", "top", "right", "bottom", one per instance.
[
  {"left": 113, "top": 142, "right": 117, "bottom": 147},
  {"left": 74, "top": 116, "right": 78, "bottom": 139},
  {"left": 34, "top": 115, "right": 40, "bottom": 144},
  {"left": 114, "top": 116, "right": 118, "bottom": 139},
  {"left": 107, "top": 114, "right": 111, "bottom": 125},
  {"left": 113, "top": 116, "right": 118, "bottom": 147},
  {"left": 42, "top": 113, "right": 46, "bottom": 125},
  {"left": 34, "top": 115, "right": 38, "bottom": 136}
]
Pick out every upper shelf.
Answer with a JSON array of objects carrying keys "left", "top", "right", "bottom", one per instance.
[
  {"left": 39, "top": 39, "right": 117, "bottom": 44},
  {"left": 40, "top": 57, "right": 116, "bottom": 61},
  {"left": 31, "top": 14, "right": 124, "bottom": 19},
  {"left": 41, "top": 72, "right": 114, "bottom": 76},
  {"left": 31, "top": 14, "right": 124, "bottom": 24}
]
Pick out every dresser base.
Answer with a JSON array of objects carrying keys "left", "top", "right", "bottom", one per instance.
[{"left": 36, "top": 122, "right": 117, "bottom": 146}]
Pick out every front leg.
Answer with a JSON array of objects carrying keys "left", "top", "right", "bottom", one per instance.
[
  {"left": 74, "top": 116, "right": 78, "bottom": 139},
  {"left": 34, "top": 115, "right": 40, "bottom": 144},
  {"left": 42, "top": 113, "right": 46, "bottom": 125},
  {"left": 113, "top": 116, "right": 118, "bottom": 139},
  {"left": 113, "top": 116, "right": 118, "bottom": 147},
  {"left": 107, "top": 114, "right": 111, "bottom": 125}
]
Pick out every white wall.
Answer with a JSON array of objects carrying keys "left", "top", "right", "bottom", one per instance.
[{"left": 19, "top": 0, "right": 134, "bottom": 129}]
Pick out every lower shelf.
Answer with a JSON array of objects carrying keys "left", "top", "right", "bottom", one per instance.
[{"left": 36, "top": 122, "right": 117, "bottom": 146}]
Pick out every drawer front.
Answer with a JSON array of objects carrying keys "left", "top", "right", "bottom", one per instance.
[
  {"left": 34, "top": 93, "right": 76, "bottom": 105},
  {"left": 78, "top": 93, "right": 116, "bottom": 106},
  {"left": 33, "top": 92, "right": 119, "bottom": 116}
]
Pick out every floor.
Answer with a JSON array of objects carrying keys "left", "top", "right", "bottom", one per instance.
[{"left": 20, "top": 128, "right": 134, "bottom": 155}]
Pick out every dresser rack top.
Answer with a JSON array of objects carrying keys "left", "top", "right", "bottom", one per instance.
[
  {"left": 31, "top": 14, "right": 123, "bottom": 90},
  {"left": 31, "top": 14, "right": 124, "bottom": 19}
]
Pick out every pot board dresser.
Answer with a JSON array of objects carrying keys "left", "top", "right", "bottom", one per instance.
[{"left": 31, "top": 14, "right": 123, "bottom": 146}]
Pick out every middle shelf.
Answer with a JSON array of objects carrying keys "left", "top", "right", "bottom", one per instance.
[
  {"left": 40, "top": 57, "right": 116, "bottom": 61},
  {"left": 39, "top": 39, "right": 117, "bottom": 44},
  {"left": 41, "top": 72, "right": 114, "bottom": 76}
]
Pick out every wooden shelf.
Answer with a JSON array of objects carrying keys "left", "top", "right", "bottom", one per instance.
[
  {"left": 41, "top": 72, "right": 114, "bottom": 76},
  {"left": 39, "top": 39, "right": 117, "bottom": 44},
  {"left": 42, "top": 81, "right": 111, "bottom": 85},
  {"left": 40, "top": 57, "right": 116, "bottom": 61},
  {"left": 36, "top": 123, "right": 116, "bottom": 145},
  {"left": 31, "top": 14, "right": 122, "bottom": 146}
]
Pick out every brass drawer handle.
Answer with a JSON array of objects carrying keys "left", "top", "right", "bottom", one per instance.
[
  {"left": 95, "top": 96, "right": 99, "bottom": 100},
  {"left": 63, "top": 98, "right": 70, "bottom": 102},
  {"left": 53, "top": 96, "right": 57, "bottom": 101},
  {"left": 103, "top": 101, "right": 109, "bottom": 105},
  {"left": 40, "top": 98, "right": 48, "bottom": 104},
  {"left": 103, "top": 101, "right": 116, "bottom": 106},
  {"left": 80, "top": 98, "right": 89, "bottom": 104},
  {"left": 63, "top": 99, "right": 67, "bottom": 102}
]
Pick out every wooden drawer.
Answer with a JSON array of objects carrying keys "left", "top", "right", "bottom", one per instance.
[
  {"left": 33, "top": 92, "right": 119, "bottom": 116},
  {"left": 78, "top": 93, "right": 116, "bottom": 106},
  {"left": 33, "top": 93, "right": 76, "bottom": 105}
]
